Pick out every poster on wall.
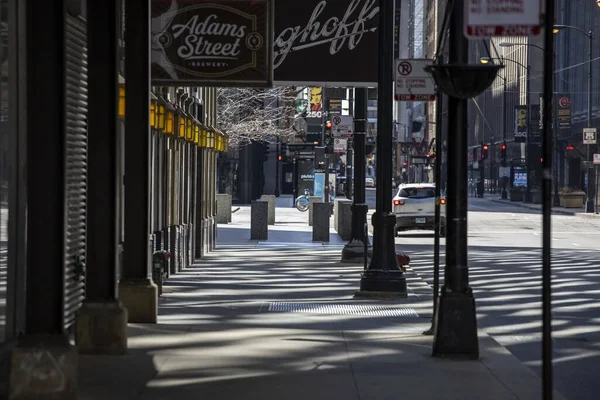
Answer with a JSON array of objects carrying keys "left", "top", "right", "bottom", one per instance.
[
  {"left": 151, "top": 0, "right": 274, "bottom": 87},
  {"left": 297, "top": 159, "right": 315, "bottom": 196},
  {"left": 273, "top": 0, "right": 380, "bottom": 86},
  {"left": 313, "top": 172, "right": 326, "bottom": 199}
]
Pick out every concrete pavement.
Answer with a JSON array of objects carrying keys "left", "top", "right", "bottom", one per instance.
[{"left": 78, "top": 200, "right": 569, "bottom": 400}]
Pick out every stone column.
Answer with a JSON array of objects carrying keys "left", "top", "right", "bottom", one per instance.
[
  {"left": 118, "top": 0, "right": 158, "bottom": 323},
  {"left": 76, "top": 0, "right": 127, "bottom": 355},
  {"left": 10, "top": 1, "right": 78, "bottom": 397}
]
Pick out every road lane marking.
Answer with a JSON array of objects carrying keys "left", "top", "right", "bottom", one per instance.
[{"left": 572, "top": 243, "right": 580, "bottom": 246}]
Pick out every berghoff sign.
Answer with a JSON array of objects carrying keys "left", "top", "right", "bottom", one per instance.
[
  {"left": 151, "top": 0, "right": 273, "bottom": 87},
  {"left": 274, "top": 0, "right": 379, "bottom": 85}
]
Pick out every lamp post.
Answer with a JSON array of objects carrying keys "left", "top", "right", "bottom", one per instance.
[
  {"left": 356, "top": 0, "right": 406, "bottom": 295},
  {"left": 553, "top": 25, "right": 594, "bottom": 212},
  {"left": 481, "top": 55, "right": 532, "bottom": 202}
]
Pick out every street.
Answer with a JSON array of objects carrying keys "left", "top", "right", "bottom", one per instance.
[{"left": 400, "top": 197, "right": 600, "bottom": 400}]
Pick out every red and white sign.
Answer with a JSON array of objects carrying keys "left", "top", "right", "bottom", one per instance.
[
  {"left": 465, "top": 0, "right": 542, "bottom": 38},
  {"left": 331, "top": 114, "right": 354, "bottom": 138},
  {"left": 333, "top": 138, "right": 348, "bottom": 153},
  {"left": 394, "top": 59, "right": 436, "bottom": 102}
]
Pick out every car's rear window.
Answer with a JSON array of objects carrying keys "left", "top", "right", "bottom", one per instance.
[{"left": 399, "top": 187, "right": 435, "bottom": 198}]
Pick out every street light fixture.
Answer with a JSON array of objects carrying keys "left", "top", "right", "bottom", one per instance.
[{"left": 553, "top": 24, "right": 595, "bottom": 213}]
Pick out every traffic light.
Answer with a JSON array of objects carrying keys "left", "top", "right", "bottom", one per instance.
[
  {"left": 566, "top": 144, "right": 575, "bottom": 151},
  {"left": 324, "top": 121, "right": 333, "bottom": 146},
  {"left": 500, "top": 142, "right": 507, "bottom": 160},
  {"left": 263, "top": 142, "right": 270, "bottom": 161},
  {"left": 277, "top": 154, "right": 282, "bottom": 162},
  {"left": 426, "top": 153, "right": 431, "bottom": 165},
  {"left": 481, "top": 144, "right": 489, "bottom": 159}
]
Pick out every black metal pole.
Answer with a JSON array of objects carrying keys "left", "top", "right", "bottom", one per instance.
[
  {"left": 346, "top": 144, "right": 353, "bottom": 199},
  {"left": 424, "top": 91, "right": 443, "bottom": 336},
  {"left": 542, "top": 1, "right": 555, "bottom": 397},
  {"left": 357, "top": 0, "right": 406, "bottom": 296},
  {"left": 585, "top": 31, "right": 595, "bottom": 213},
  {"left": 552, "top": 52, "right": 561, "bottom": 207},
  {"left": 525, "top": 65, "right": 533, "bottom": 203},
  {"left": 432, "top": 0, "right": 478, "bottom": 358},
  {"left": 275, "top": 136, "right": 280, "bottom": 197},
  {"left": 502, "top": 77, "right": 508, "bottom": 199},
  {"left": 341, "top": 88, "right": 370, "bottom": 261}
]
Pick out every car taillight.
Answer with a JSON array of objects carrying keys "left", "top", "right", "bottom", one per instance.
[
  {"left": 440, "top": 198, "right": 447, "bottom": 205},
  {"left": 393, "top": 199, "right": 405, "bottom": 206}
]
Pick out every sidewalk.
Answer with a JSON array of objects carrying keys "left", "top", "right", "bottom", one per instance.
[
  {"left": 478, "top": 193, "right": 600, "bottom": 218},
  {"left": 78, "top": 203, "right": 568, "bottom": 400}
]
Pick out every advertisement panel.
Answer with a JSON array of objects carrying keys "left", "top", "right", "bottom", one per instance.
[
  {"left": 273, "top": 0, "right": 379, "bottom": 86},
  {"left": 529, "top": 104, "right": 541, "bottom": 145},
  {"left": 151, "top": 0, "right": 274, "bottom": 87},
  {"left": 514, "top": 105, "right": 527, "bottom": 143}
]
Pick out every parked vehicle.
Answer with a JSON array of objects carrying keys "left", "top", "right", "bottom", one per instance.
[
  {"left": 365, "top": 177, "right": 375, "bottom": 188},
  {"left": 392, "top": 183, "right": 446, "bottom": 236}
]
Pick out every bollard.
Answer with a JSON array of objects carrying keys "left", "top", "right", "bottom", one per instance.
[
  {"left": 308, "top": 196, "right": 322, "bottom": 226},
  {"left": 334, "top": 198, "right": 352, "bottom": 240},
  {"left": 216, "top": 194, "right": 232, "bottom": 224},
  {"left": 312, "top": 202, "right": 330, "bottom": 242},
  {"left": 259, "top": 194, "right": 276, "bottom": 225},
  {"left": 251, "top": 200, "right": 268, "bottom": 240}
]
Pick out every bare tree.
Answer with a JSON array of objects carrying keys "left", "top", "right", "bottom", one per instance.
[{"left": 217, "top": 87, "right": 300, "bottom": 148}]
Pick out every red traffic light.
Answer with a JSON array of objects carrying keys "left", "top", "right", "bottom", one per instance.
[
  {"left": 482, "top": 145, "right": 489, "bottom": 151},
  {"left": 566, "top": 145, "right": 575, "bottom": 151},
  {"left": 501, "top": 144, "right": 506, "bottom": 150},
  {"left": 277, "top": 155, "right": 282, "bottom": 161},
  {"left": 426, "top": 153, "right": 431, "bottom": 158},
  {"left": 325, "top": 121, "right": 332, "bottom": 129},
  {"left": 403, "top": 162, "right": 407, "bottom": 166}
]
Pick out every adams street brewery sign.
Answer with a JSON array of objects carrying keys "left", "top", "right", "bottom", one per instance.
[
  {"left": 274, "top": 0, "right": 379, "bottom": 86},
  {"left": 151, "top": 0, "right": 274, "bottom": 87}
]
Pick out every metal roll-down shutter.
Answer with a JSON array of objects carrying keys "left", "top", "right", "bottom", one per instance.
[{"left": 63, "top": 15, "right": 88, "bottom": 329}]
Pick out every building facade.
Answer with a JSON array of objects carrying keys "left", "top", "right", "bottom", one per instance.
[{"left": 0, "top": 1, "right": 223, "bottom": 396}]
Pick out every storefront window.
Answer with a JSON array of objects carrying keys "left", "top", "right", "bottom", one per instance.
[{"left": 0, "top": 0, "right": 9, "bottom": 342}]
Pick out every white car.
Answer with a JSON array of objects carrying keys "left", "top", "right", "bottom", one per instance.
[
  {"left": 365, "top": 177, "right": 375, "bottom": 187},
  {"left": 393, "top": 183, "right": 446, "bottom": 236}
]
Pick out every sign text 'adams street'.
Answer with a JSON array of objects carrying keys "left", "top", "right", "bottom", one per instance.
[
  {"left": 151, "top": 0, "right": 274, "bottom": 87},
  {"left": 274, "top": 0, "right": 379, "bottom": 85}
]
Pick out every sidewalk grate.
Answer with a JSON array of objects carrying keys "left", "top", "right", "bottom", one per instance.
[{"left": 267, "top": 302, "right": 419, "bottom": 317}]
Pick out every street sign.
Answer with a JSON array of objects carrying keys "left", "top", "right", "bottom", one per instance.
[
  {"left": 333, "top": 138, "right": 348, "bottom": 153},
  {"left": 331, "top": 114, "right": 353, "bottom": 138},
  {"left": 464, "top": 0, "right": 542, "bottom": 38},
  {"left": 594, "top": 154, "right": 600, "bottom": 165},
  {"left": 499, "top": 166, "right": 510, "bottom": 178},
  {"left": 583, "top": 127, "right": 597, "bottom": 144},
  {"left": 394, "top": 59, "right": 436, "bottom": 102},
  {"left": 583, "top": 161, "right": 595, "bottom": 169}
]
